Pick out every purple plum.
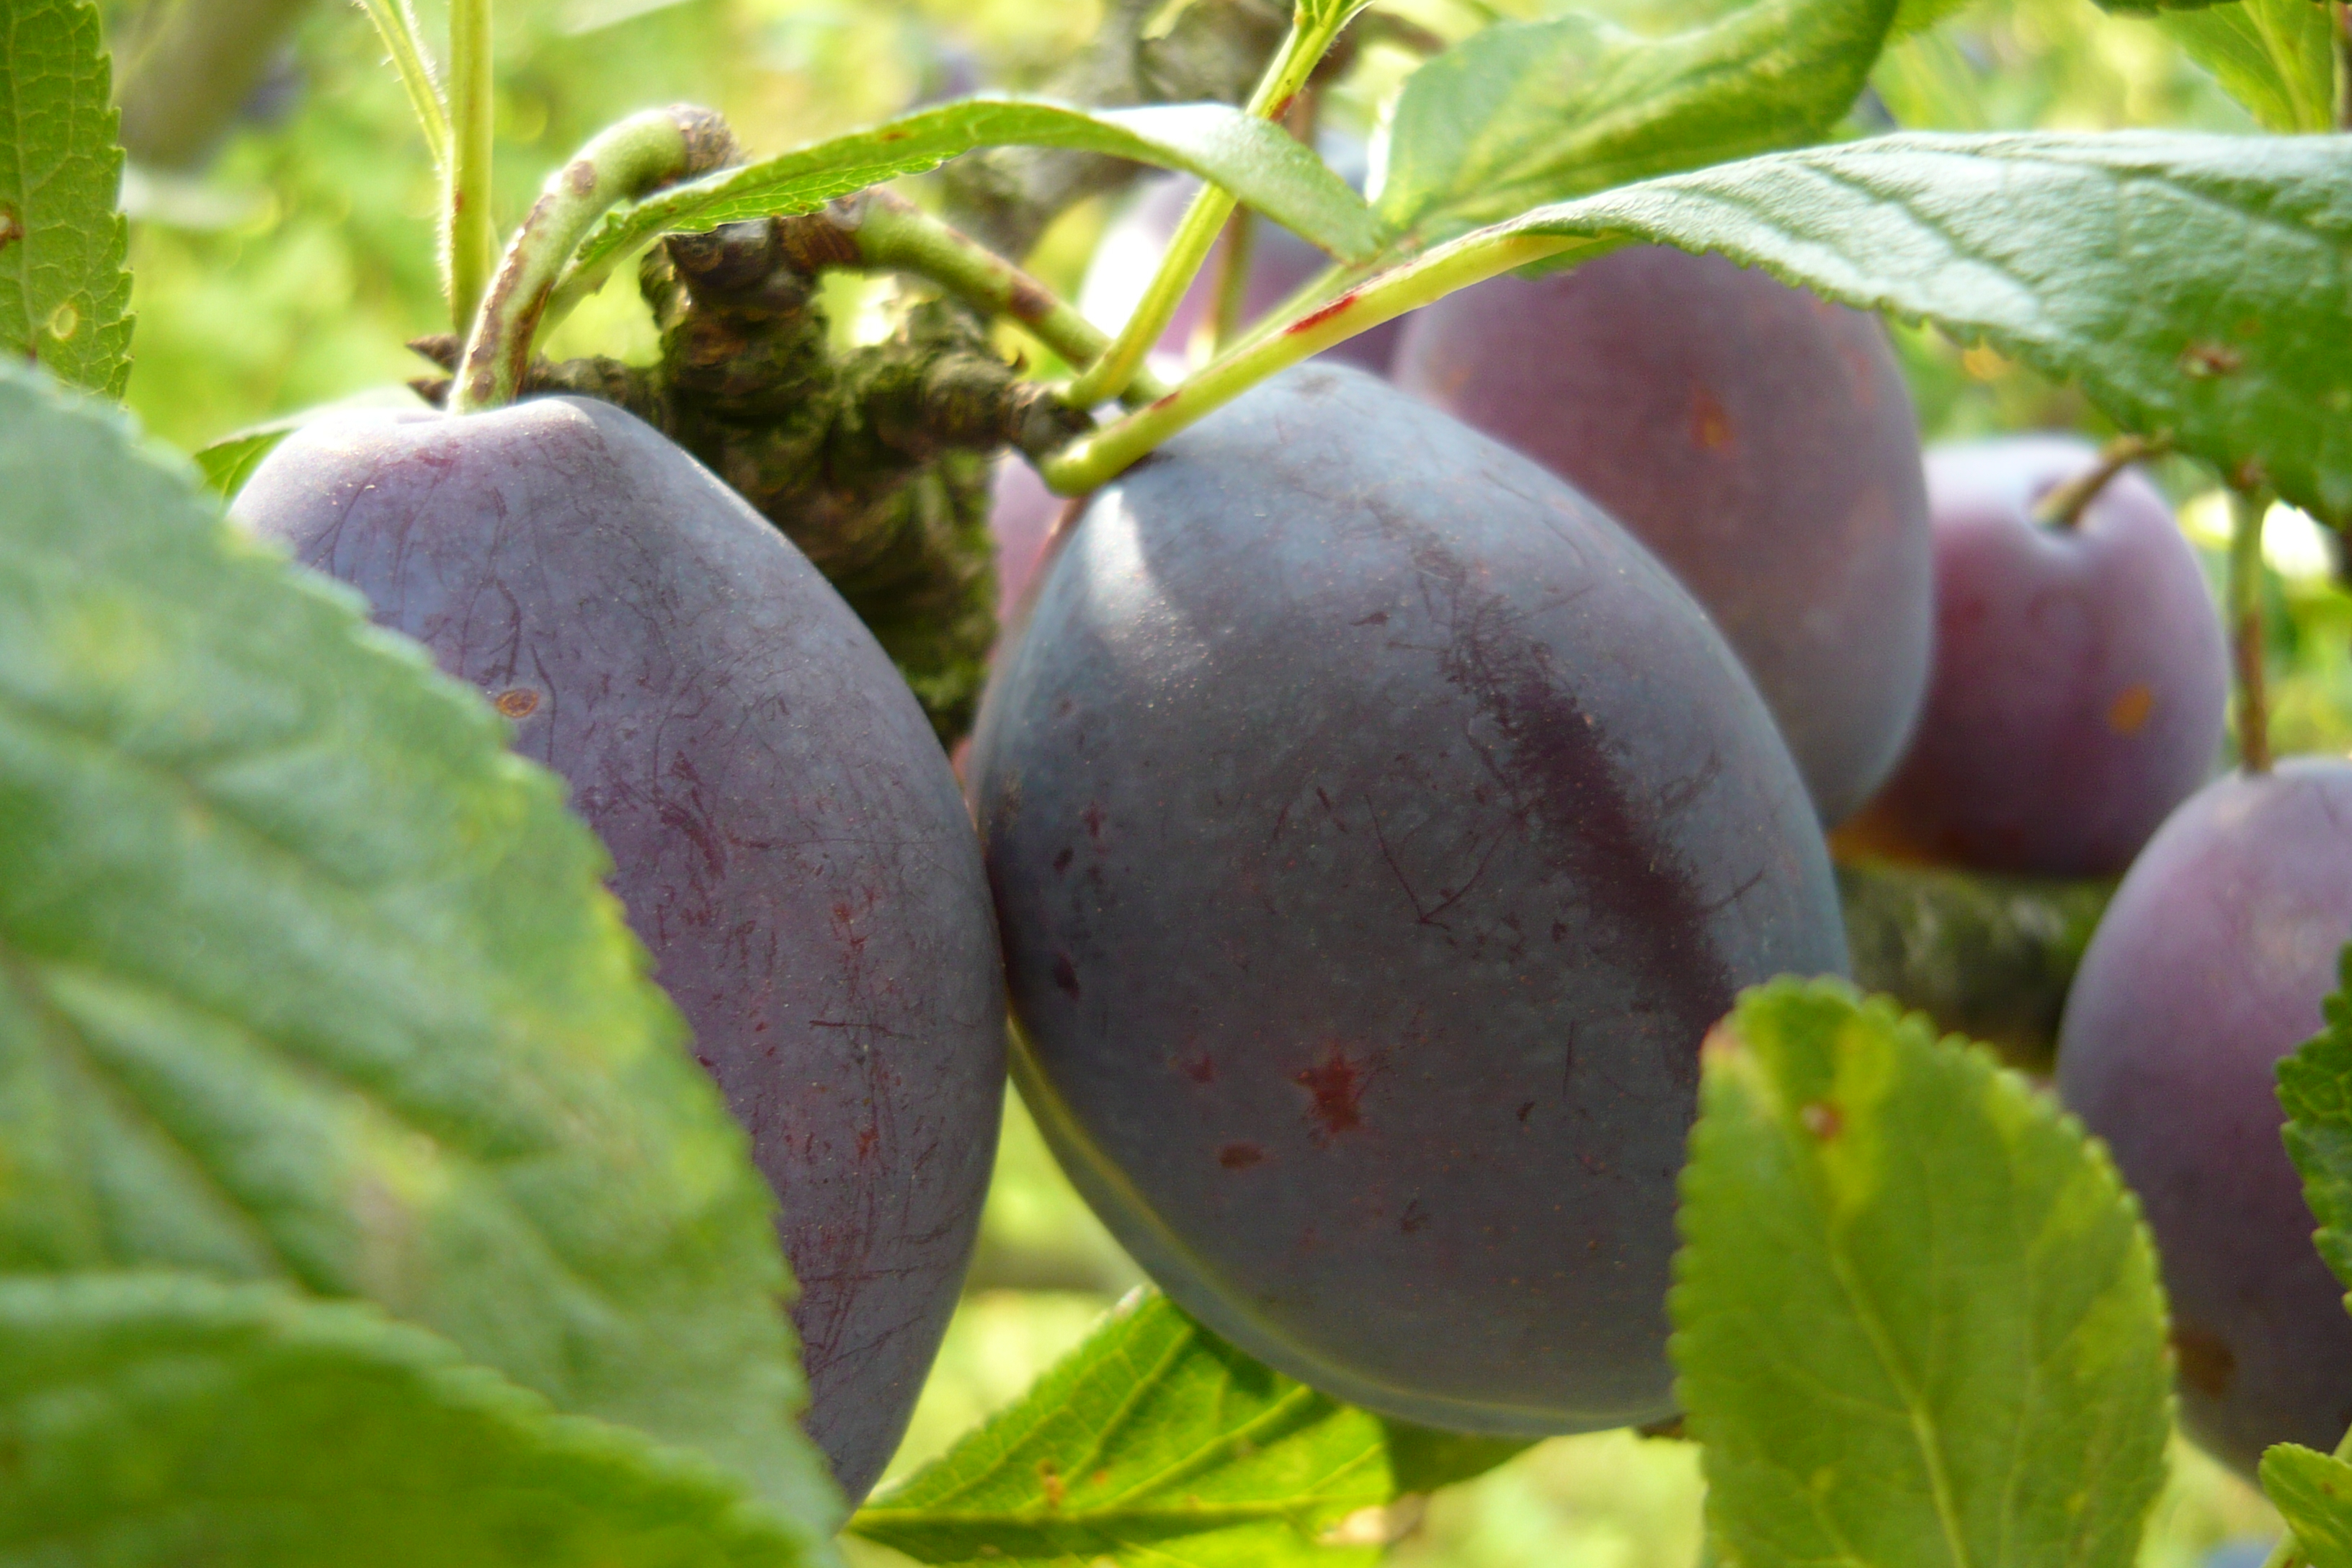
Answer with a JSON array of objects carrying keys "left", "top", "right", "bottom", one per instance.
[
  {"left": 232, "top": 396, "right": 1007, "bottom": 1500},
  {"left": 970, "top": 365, "right": 1847, "bottom": 1433},
  {"left": 1390, "top": 246, "right": 1933, "bottom": 825},
  {"left": 2058, "top": 760, "right": 2352, "bottom": 1475},
  {"left": 1840, "top": 435, "right": 2225, "bottom": 876}
]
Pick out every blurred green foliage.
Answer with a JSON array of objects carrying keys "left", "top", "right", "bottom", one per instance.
[{"left": 107, "top": 0, "right": 2346, "bottom": 1558}]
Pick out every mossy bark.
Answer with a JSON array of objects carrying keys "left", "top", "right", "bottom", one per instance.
[
  {"left": 416, "top": 213, "right": 1082, "bottom": 745},
  {"left": 1838, "top": 858, "right": 2113, "bottom": 1074}
]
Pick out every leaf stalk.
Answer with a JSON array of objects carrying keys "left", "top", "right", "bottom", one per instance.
[
  {"left": 837, "top": 193, "right": 1170, "bottom": 407},
  {"left": 1063, "top": 3, "right": 1355, "bottom": 406},
  {"left": 1041, "top": 228, "right": 1586, "bottom": 492},
  {"left": 2230, "top": 486, "right": 2275, "bottom": 775},
  {"left": 354, "top": 0, "right": 452, "bottom": 174},
  {"left": 445, "top": 0, "right": 496, "bottom": 335},
  {"left": 450, "top": 107, "right": 736, "bottom": 414}
]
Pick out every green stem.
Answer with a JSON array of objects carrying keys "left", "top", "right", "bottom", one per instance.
[
  {"left": 451, "top": 107, "right": 734, "bottom": 414},
  {"left": 1042, "top": 228, "right": 1590, "bottom": 493},
  {"left": 2030, "top": 433, "right": 2168, "bottom": 528},
  {"left": 445, "top": 0, "right": 496, "bottom": 335},
  {"left": 2230, "top": 486, "right": 2273, "bottom": 775},
  {"left": 2337, "top": 1, "right": 2351, "bottom": 132},
  {"left": 1205, "top": 208, "right": 1257, "bottom": 357},
  {"left": 355, "top": 0, "right": 452, "bottom": 174},
  {"left": 1063, "top": 2, "right": 1350, "bottom": 406},
  {"left": 846, "top": 194, "right": 1170, "bottom": 406}
]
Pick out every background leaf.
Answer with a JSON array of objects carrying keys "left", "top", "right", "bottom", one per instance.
[
  {"left": 1673, "top": 981, "right": 2171, "bottom": 1568},
  {"left": 2155, "top": 0, "right": 2337, "bottom": 134},
  {"left": 560, "top": 97, "right": 1386, "bottom": 309},
  {"left": 192, "top": 429, "right": 292, "bottom": 497},
  {"left": 1493, "top": 131, "right": 2352, "bottom": 526},
  {"left": 1376, "top": 0, "right": 1896, "bottom": 241},
  {"left": 2276, "top": 948, "right": 2352, "bottom": 1293},
  {"left": 852, "top": 1288, "right": 1412, "bottom": 1567},
  {"left": 0, "top": 0, "right": 132, "bottom": 396},
  {"left": 0, "top": 362, "right": 837, "bottom": 1541},
  {"left": 0, "top": 1271, "right": 806, "bottom": 1567},
  {"left": 2262, "top": 1445, "right": 2352, "bottom": 1568}
]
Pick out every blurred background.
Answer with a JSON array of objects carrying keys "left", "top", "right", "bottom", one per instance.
[{"left": 95, "top": 0, "right": 2346, "bottom": 1556}]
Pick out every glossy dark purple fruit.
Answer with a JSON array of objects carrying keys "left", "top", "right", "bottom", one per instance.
[
  {"left": 1391, "top": 246, "right": 1933, "bottom": 825},
  {"left": 1078, "top": 172, "right": 1402, "bottom": 378},
  {"left": 233, "top": 396, "right": 1005, "bottom": 1501},
  {"left": 1840, "top": 436, "right": 2225, "bottom": 877},
  {"left": 2057, "top": 760, "right": 2352, "bottom": 1476},
  {"left": 970, "top": 365, "right": 1848, "bottom": 1433}
]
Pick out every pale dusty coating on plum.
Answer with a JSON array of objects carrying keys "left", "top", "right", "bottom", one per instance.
[
  {"left": 1392, "top": 246, "right": 1933, "bottom": 826},
  {"left": 971, "top": 366, "right": 1848, "bottom": 1433},
  {"left": 2059, "top": 760, "right": 2352, "bottom": 1475},
  {"left": 233, "top": 397, "right": 1005, "bottom": 1501}
]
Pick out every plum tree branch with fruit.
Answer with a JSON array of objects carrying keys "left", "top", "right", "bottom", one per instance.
[{"left": 12, "top": 0, "right": 2352, "bottom": 1560}]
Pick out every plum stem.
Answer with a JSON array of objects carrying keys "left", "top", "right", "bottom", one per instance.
[
  {"left": 2230, "top": 486, "right": 2275, "bottom": 775},
  {"left": 1041, "top": 226, "right": 1595, "bottom": 493},
  {"left": 837, "top": 192, "right": 1168, "bottom": 407},
  {"left": 352, "top": 0, "right": 450, "bottom": 177},
  {"left": 2336, "top": 2, "right": 2351, "bottom": 130},
  {"left": 2031, "top": 434, "right": 2170, "bottom": 529},
  {"left": 1203, "top": 208, "right": 1258, "bottom": 359},
  {"left": 445, "top": 0, "right": 495, "bottom": 336},
  {"left": 1062, "top": 1, "right": 1355, "bottom": 407},
  {"left": 450, "top": 107, "right": 736, "bottom": 414}
]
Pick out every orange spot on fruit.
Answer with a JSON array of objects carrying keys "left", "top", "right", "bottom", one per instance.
[
  {"left": 2106, "top": 684, "right": 2155, "bottom": 736},
  {"left": 1689, "top": 386, "right": 1732, "bottom": 451},
  {"left": 494, "top": 687, "right": 540, "bottom": 718}
]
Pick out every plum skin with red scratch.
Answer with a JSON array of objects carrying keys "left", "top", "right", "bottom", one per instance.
[{"left": 971, "top": 365, "right": 1848, "bottom": 1433}]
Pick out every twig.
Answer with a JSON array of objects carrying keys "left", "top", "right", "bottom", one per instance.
[
  {"left": 2230, "top": 486, "right": 2275, "bottom": 775},
  {"left": 446, "top": 0, "right": 496, "bottom": 334},
  {"left": 451, "top": 106, "right": 736, "bottom": 412},
  {"left": 2031, "top": 433, "right": 2170, "bottom": 527},
  {"left": 812, "top": 193, "right": 1168, "bottom": 406}
]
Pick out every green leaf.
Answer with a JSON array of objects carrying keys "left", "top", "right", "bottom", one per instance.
[
  {"left": 1673, "top": 981, "right": 2171, "bottom": 1568},
  {"left": 850, "top": 1288, "right": 1409, "bottom": 1567},
  {"left": 1375, "top": 0, "right": 1895, "bottom": 241},
  {"left": 560, "top": 98, "right": 1384, "bottom": 307},
  {"left": 0, "top": 0, "right": 133, "bottom": 396},
  {"left": 192, "top": 429, "right": 292, "bottom": 498},
  {"left": 2263, "top": 1445, "right": 2352, "bottom": 1568},
  {"left": 2155, "top": 0, "right": 2338, "bottom": 135},
  {"left": 1890, "top": 0, "right": 1979, "bottom": 39},
  {"left": 0, "top": 362, "right": 838, "bottom": 1541},
  {"left": 1493, "top": 131, "right": 2352, "bottom": 527},
  {"left": 1377, "top": 1422, "right": 1536, "bottom": 1495},
  {"left": 0, "top": 1271, "right": 806, "bottom": 1566},
  {"left": 2276, "top": 948, "right": 2352, "bottom": 1295}
]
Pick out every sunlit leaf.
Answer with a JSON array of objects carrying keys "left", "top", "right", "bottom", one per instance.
[
  {"left": 0, "top": 0, "right": 132, "bottom": 396},
  {"left": 1377, "top": 0, "right": 1894, "bottom": 241},
  {"left": 0, "top": 1272, "right": 810, "bottom": 1566},
  {"left": 0, "top": 362, "right": 837, "bottom": 1541},
  {"left": 1675, "top": 981, "right": 2171, "bottom": 1567},
  {"left": 559, "top": 97, "right": 1384, "bottom": 313},
  {"left": 2263, "top": 1443, "right": 2352, "bottom": 1568},
  {"left": 852, "top": 1289, "right": 1414, "bottom": 1567},
  {"left": 2155, "top": 0, "right": 2336, "bottom": 134},
  {"left": 1492, "top": 131, "right": 2352, "bottom": 525}
]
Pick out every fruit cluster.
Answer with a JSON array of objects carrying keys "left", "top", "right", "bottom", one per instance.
[{"left": 226, "top": 185, "right": 2336, "bottom": 1504}]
